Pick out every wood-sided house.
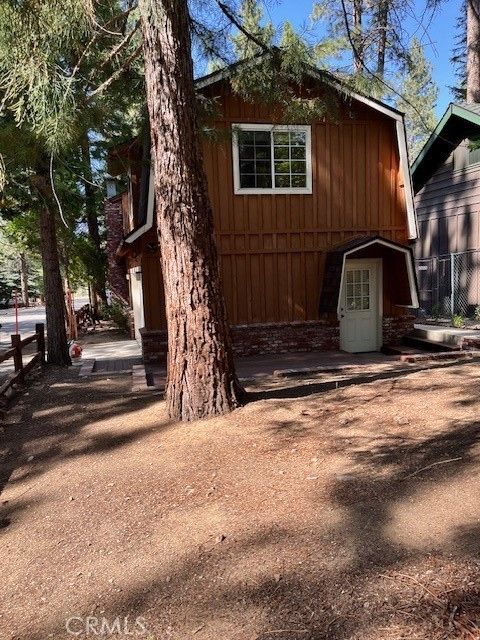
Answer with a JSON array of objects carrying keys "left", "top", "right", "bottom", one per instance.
[
  {"left": 106, "top": 60, "right": 419, "bottom": 363},
  {"left": 412, "top": 102, "right": 480, "bottom": 315}
]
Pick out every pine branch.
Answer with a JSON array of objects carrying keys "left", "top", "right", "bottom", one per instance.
[
  {"left": 98, "top": 20, "right": 140, "bottom": 71},
  {"left": 64, "top": 7, "right": 140, "bottom": 93},
  {"left": 216, "top": 1, "right": 271, "bottom": 54},
  {"left": 88, "top": 44, "right": 142, "bottom": 100},
  {"left": 338, "top": 0, "right": 444, "bottom": 140}
]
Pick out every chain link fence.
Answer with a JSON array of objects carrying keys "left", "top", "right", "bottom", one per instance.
[{"left": 416, "top": 250, "right": 480, "bottom": 317}]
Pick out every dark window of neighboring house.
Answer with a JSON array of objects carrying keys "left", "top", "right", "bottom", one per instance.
[
  {"left": 468, "top": 138, "right": 480, "bottom": 165},
  {"left": 137, "top": 161, "right": 150, "bottom": 226}
]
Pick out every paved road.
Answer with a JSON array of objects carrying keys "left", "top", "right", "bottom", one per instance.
[
  {"left": 0, "top": 298, "right": 90, "bottom": 382},
  {"left": 0, "top": 306, "right": 48, "bottom": 346},
  {"left": 0, "top": 298, "right": 89, "bottom": 347}
]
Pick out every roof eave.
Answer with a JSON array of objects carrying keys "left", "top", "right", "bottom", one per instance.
[
  {"left": 411, "top": 102, "right": 480, "bottom": 181},
  {"left": 411, "top": 104, "right": 454, "bottom": 175}
]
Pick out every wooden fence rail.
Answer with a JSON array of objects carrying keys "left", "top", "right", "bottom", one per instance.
[{"left": 0, "top": 323, "right": 45, "bottom": 406}]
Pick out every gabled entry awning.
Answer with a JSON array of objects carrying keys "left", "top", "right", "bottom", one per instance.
[{"left": 319, "top": 235, "right": 419, "bottom": 316}]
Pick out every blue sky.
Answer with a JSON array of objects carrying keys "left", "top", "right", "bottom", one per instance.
[{"left": 263, "top": 0, "right": 463, "bottom": 117}]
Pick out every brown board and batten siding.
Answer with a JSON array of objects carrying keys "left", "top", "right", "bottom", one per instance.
[
  {"left": 415, "top": 142, "right": 480, "bottom": 258},
  {"left": 202, "top": 81, "right": 409, "bottom": 325}
]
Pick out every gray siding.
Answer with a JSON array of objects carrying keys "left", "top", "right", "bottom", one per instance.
[{"left": 415, "top": 140, "right": 480, "bottom": 258}]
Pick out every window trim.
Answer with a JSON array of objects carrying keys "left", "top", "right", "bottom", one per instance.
[{"left": 232, "top": 123, "right": 312, "bottom": 195}]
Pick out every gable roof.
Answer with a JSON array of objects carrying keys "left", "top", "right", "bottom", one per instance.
[
  {"left": 411, "top": 102, "right": 480, "bottom": 194},
  {"left": 318, "top": 235, "right": 419, "bottom": 314},
  {"left": 196, "top": 52, "right": 404, "bottom": 118},
  {"left": 197, "top": 55, "right": 417, "bottom": 239}
]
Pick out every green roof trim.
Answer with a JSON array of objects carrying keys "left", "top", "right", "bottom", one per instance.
[{"left": 411, "top": 102, "right": 480, "bottom": 174}]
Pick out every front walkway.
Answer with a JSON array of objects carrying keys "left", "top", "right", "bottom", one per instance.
[
  {"left": 141, "top": 348, "right": 475, "bottom": 395},
  {"left": 77, "top": 329, "right": 142, "bottom": 377}
]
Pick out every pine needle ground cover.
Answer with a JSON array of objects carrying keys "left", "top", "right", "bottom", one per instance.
[{"left": 1, "top": 363, "right": 480, "bottom": 639}]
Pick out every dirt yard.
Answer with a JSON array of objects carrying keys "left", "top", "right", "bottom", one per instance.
[{"left": 2, "top": 361, "right": 480, "bottom": 639}]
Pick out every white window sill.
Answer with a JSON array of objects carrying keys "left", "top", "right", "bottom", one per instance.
[{"left": 234, "top": 187, "right": 313, "bottom": 195}]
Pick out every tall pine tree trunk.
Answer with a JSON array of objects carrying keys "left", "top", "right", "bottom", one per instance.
[
  {"left": 19, "top": 252, "right": 29, "bottom": 307},
  {"left": 352, "top": 0, "right": 364, "bottom": 73},
  {"left": 81, "top": 133, "right": 106, "bottom": 307},
  {"left": 375, "top": 0, "right": 389, "bottom": 78},
  {"left": 468, "top": 0, "right": 480, "bottom": 102},
  {"left": 139, "top": 0, "right": 242, "bottom": 421},
  {"left": 32, "top": 163, "right": 71, "bottom": 366}
]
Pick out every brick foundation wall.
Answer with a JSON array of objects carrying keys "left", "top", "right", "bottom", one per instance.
[
  {"left": 105, "top": 196, "right": 130, "bottom": 305},
  {"left": 461, "top": 337, "right": 480, "bottom": 350},
  {"left": 230, "top": 320, "right": 340, "bottom": 357},
  {"left": 140, "top": 317, "right": 414, "bottom": 363},
  {"left": 140, "top": 320, "right": 340, "bottom": 362},
  {"left": 382, "top": 315, "right": 415, "bottom": 346},
  {"left": 140, "top": 328, "right": 168, "bottom": 364}
]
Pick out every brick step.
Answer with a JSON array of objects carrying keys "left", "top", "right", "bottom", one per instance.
[
  {"left": 402, "top": 335, "right": 461, "bottom": 353},
  {"left": 381, "top": 344, "right": 425, "bottom": 356}
]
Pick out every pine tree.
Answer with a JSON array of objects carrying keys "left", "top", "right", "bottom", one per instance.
[
  {"left": 451, "top": 0, "right": 468, "bottom": 101},
  {"left": 231, "top": 0, "right": 274, "bottom": 59},
  {"left": 310, "top": 0, "right": 438, "bottom": 99},
  {"left": 0, "top": 1, "right": 142, "bottom": 364},
  {"left": 395, "top": 38, "right": 438, "bottom": 160},
  {"left": 138, "top": 0, "right": 243, "bottom": 421}
]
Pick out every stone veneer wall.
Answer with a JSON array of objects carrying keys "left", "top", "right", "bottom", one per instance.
[
  {"left": 382, "top": 315, "right": 415, "bottom": 346},
  {"left": 105, "top": 196, "right": 130, "bottom": 305}
]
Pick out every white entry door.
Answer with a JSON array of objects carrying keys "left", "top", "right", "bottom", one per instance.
[
  {"left": 340, "top": 259, "right": 381, "bottom": 353},
  {"left": 129, "top": 268, "right": 145, "bottom": 343}
]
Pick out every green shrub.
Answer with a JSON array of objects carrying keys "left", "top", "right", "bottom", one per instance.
[
  {"left": 431, "top": 303, "right": 442, "bottom": 320},
  {"left": 451, "top": 313, "right": 465, "bottom": 328},
  {"left": 474, "top": 305, "right": 480, "bottom": 322},
  {"left": 102, "top": 301, "right": 130, "bottom": 331}
]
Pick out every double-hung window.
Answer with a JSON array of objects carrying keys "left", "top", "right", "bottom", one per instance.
[{"left": 232, "top": 124, "right": 312, "bottom": 194}]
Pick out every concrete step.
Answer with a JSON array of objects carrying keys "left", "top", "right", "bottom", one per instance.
[
  {"left": 403, "top": 334, "right": 461, "bottom": 352},
  {"left": 413, "top": 325, "right": 463, "bottom": 344},
  {"left": 413, "top": 324, "right": 475, "bottom": 346}
]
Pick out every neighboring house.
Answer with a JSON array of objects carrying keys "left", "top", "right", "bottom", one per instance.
[
  {"left": 412, "top": 103, "right": 480, "bottom": 315},
  {"left": 106, "top": 60, "right": 419, "bottom": 363}
]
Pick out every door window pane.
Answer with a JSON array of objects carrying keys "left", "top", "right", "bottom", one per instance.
[{"left": 346, "top": 268, "right": 371, "bottom": 311}]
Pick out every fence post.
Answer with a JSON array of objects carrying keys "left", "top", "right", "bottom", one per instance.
[
  {"left": 11, "top": 334, "right": 24, "bottom": 384},
  {"left": 450, "top": 253, "right": 455, "bottom": 315},
  {"left": 36, "top": 323, "right": 46, "bottom": 365}
]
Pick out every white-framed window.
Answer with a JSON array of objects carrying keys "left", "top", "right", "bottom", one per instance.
[{"left": 232, "top": 123, "right": 312, "bottom": 194}]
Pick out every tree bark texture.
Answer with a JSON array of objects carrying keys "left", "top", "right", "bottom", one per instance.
[
  {"left": 33, "top": 164, "right": 71, "bottom": 366},
  {"left": 352, "top": 0, "right": 364, "bottom": 73},
  {"left": 81, "top": 133, "right": 107, "bottom": 305},
  {"left": 139, "top": 0, "right": 242, "bottom": 421},
  {"left": 375, "top": 0, "right": 389, "bottom": 78},
  {"left": 19, "top": 252, "right": 29, "bottom": 307},
  {"left": 468, "top": 0, "right": 480, "bottom": 102}
]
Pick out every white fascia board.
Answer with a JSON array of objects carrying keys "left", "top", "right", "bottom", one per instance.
[
  {"left": 336, "top": 238, "right": 419, "bottom": 315},
  {"left": 395, "top": 120, "right": 418, "bottom": 240},
  {"left": 125, "top": 168, "right": 155, "bottom": 244}
]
